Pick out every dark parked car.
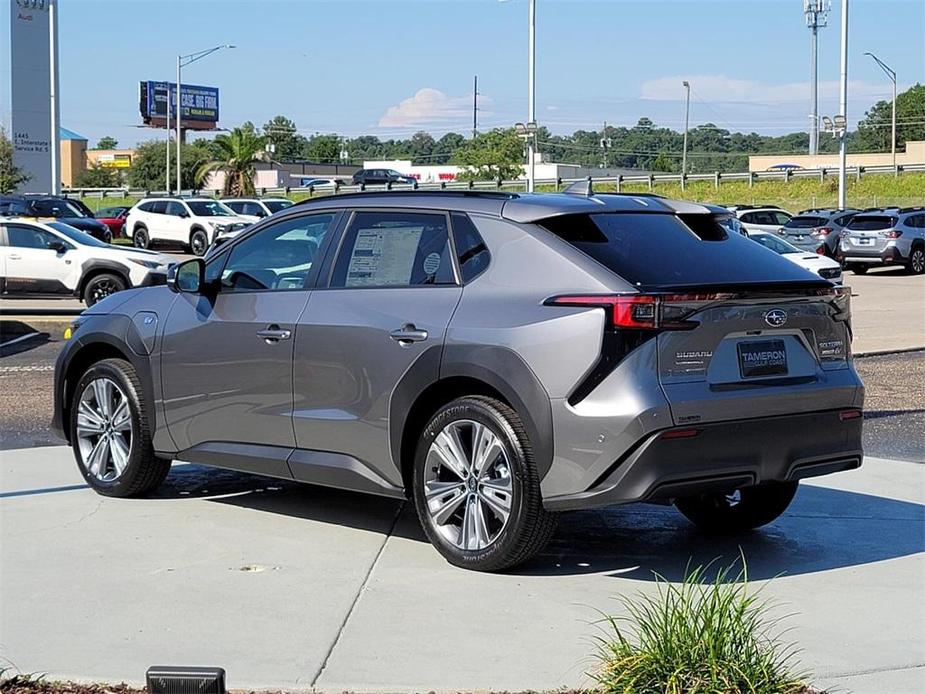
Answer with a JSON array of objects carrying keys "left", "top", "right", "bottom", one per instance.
[
  {"left": 780, "top": 208, "right": 859, "bottom": 257},
  {"left": 0, "top": 195, "right": 112, "bottom": 243},
  {"left": 352, "top": 168, "right": 417, "bottom": 186},
  {"left": 53, "top": 189, "right": 863, "bottom": 571},
  {"left": 95, "top": 206, "right": 131, "bottom": 238}
]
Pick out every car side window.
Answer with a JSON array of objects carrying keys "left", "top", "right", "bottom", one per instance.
[
  {"left": 224, "top": 201, "right": 244, "bottom": 214},
  {"left": 244, "top": 202, "right": 265, "bottom": 217},
  {"left": 907, "top": 214, "right": 924, "bottom": 229},
  {"left": 149, "top": 201, "right": 167, "bottom": 214},
  {"left": 740, "top": 213, "right": 755, "bottom": 224},
  {"left": 773, "top": 212, "right": 792, "bottom": 225},
  {"left": 331, "top": 211, "right": 456, "bottom": 288},
  {"left": 165, "top": 201, "right": 186, "bottom": 217},
  {"left": 7, "top": 224, "right": 69, "bottom": 250},
  {"left": 219, "top": 212, "right": 337, "bottom": 292},
  {"left": 451, "top": 213, "right": 490, "bottom": 282}
]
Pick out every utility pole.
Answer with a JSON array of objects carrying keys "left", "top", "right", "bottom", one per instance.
[
  {"left": 804, "top": 1, "right": 830, "bottom": 157},
  {"left": 837, "top": 0, "right": 849, "bottom": 209},
  {"left": 682, "top": 81, "right": 691, "bottom": 178},
  {"left": 165, "top": 85, "right": 171, "bottom": 193},
  {"left": 527, "top": 0, "right": 536, "bottom": 192},
  {"left": 472, "top": 75, "right": 479, "bottom": 138},
  {"left": 864, "top": 52, "right": 897, "bottom": 171}
]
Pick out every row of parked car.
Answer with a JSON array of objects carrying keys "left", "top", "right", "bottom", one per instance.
[{"left": 727, "top": 204, "right": 925, "bottom": 275}]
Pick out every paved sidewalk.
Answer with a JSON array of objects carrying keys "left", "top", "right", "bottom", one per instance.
[{"left": 1, "top": 447, "right": 923, "bottom": 693}]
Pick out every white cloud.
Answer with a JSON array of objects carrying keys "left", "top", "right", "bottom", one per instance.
[
  {"left": 640, "top": 74, "right": 889, "bottom": 105},
  {"left": 378, "top": 88, "right": 490, "bottom": 128}
]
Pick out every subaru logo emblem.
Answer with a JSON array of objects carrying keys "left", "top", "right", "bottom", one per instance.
[{"left": 764, "top": 309, "right": 788, "bottom": 327}]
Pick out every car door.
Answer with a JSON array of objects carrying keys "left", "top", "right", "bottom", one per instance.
[
  {"left": 1, "top": 223, "right": 78, "bottom": 296},
  {"left": 160, "top": 210, "right": 341, "bottom": 461},
  {"left": 291, "top": 209, "right": 462, "bottom": 488},
  {"left": 163, "top": 201, "right": 190, "bottom": 243}
]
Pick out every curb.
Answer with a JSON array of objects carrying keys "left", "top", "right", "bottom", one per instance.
[{"left": 855, "top": 346, "right": 925, "bottom": 358}]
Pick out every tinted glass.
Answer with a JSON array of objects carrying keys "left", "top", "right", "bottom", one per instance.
[
  {"left": 264, "top": 200, "right": 293, "bottom": 213},
  {"left": 48, "top": 222, "right": 107, "bottom": 248},
  {"left": 539, "top": 213, "right": 820, "bottom": 290},
  {"left": 332, "top": 211, "right": 455, "bottom": 288},
  {"left": 752, "top": 234, "right": 797, "bottom": 254},
  {"left": 7, "top": 224, "right": 67, "bottom": 249},
  {"left": 847, "top": 216, "right": 896, "bottom": 231},
  {"left": 243, "top": 202, "right": 266, "bottom": 217},
  {"left": 149, "top": 201, "right": 167, "bottom": 214},
  {"left": 785, "top": 216, "right": 826, "bottom": 229},
  {"left": 451, "top": 213, "right": 490, "bottom": 282},
  {"left": 224, "top": 201, "right": 245, "bottom": 213},
  {"left": 0, "top": 198, "right": 30, "bottom": 215},
  {"left": 165, "top": 201, "right": 186, "bottom": 216},
  {"left": 907, "top": 214, "right": 925, "bottom": 228},
  {"left": 220, "top": 213, "right": 336, "bottom": 292},
  {"left": 187, "top": 200, "right": 235, "bottom": 217},
  {"left": 772, "top": 211, "right": 792, "bottom": 225}
]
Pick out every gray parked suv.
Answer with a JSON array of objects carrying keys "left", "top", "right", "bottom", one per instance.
[
  {"left": 780, "top": 208, "right": 859, "bottom": 257},
  {"left": 52, "top": 190, "right": 864, "bottom": 571},
  {"left": 838, "top": 207, "right": 925, "bottom": 274}
]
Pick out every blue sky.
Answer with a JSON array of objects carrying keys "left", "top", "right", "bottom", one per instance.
[{"left": 3, "top": 0, "right": 924, "bottom": 147}]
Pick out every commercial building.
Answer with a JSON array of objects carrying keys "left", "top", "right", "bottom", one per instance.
[
  {"left": 749, "top": 140, "right": 925, "bottom": 172},
  {"left": 59, "top": 128, "right": 134, "bottom": 187}
]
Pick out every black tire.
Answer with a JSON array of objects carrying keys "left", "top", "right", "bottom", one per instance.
[
  {"left": 189, "top": 228, "right": 209, "bottom": 257},
  {"left": 849, "top": 263, "right": 869, "bottom": 275},
  {"left": 906, "top": 246, "right": 925, "bottom": 275},
  {"left": 674, "top": 481, "right": 799, "bottom": 533},
  {"left": 69, "top": 358, "right": 171, "bottom": 497},
  {"left": 103, "top": 230, "right": 113, "bottom": 245},
  {"left": 412, "top": 396, "right": 557, "bottom": 572},
  {"left": 133, "top": 226, "right": 149, "bottom": 249},
  {"left": 82, "top": 272, "right": 126, "bottom": 307}
]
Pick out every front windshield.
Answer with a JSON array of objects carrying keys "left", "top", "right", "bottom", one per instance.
[
  {"left": 264, "top": 200, "right": 294, "bottom": 213},
  {"left": 48, "top": 222, "right": 110, "bottom": 248},
  {"left": 187, "top": 200, "right": 236, "bottom": 217}
]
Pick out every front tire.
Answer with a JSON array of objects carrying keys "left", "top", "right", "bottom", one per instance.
[
  {"left": 133, "top": 227, "right": 149, "bottom": 249},
  {"left": 412, "top": 396, "right": 557, "bottom": 571},
  {"left": 83, "top": 272, "right": 126, "bottom": 306},
  {"left": 906, "top": 247, "right": 925, "bottom": 275},
  {"left": 70, "top": 358, "right": 170, "bottom": 497},
  {"left": 674, "top": 481, "right": 798, "bottom": 533},
  {"left": 189, "top": 228, "right": 209, "bottom": 257}
]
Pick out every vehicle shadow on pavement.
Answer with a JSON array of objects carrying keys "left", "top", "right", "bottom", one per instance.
[{"left": 157, "top": 464, "right": 924, "bottom": 580}]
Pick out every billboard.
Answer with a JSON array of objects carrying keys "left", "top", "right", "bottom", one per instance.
[
  {"left": 10, "top": 0, "right": 60, "bottom": 193},
  {"left": 139, "top": 81, "right": 220, "bottom": 130},
  {"left": 96, "top": 153, "right": 132, "bottom": 168}
]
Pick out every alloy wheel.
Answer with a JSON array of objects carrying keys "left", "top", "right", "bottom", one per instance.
[
  {"left": 911, "top": 249, "right": 925, "bottom": 274},
  {"left": 424, "top": 419, "right": 514, "bottom": 551},
  {"left": 76, "top": 377, "right": 133, "bottom": 482},
  {"left": 90, "top": 278, "right": 119, "bottom": 304}
]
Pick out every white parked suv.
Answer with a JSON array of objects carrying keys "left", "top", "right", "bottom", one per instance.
[
  {"left": 0, "top": 218, "right": 172, "bottom": 306},
  {"left": 729, "top": 205, "right": 793, "bottom": 234},
  {"left": 124, "top": 197, "right": 255, "bottom": 256}
]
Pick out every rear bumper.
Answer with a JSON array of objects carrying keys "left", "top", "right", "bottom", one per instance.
[
  {"left": 543, "top": 409, "right": 863, "bottom": 511},
  {"left": 839, "top": 243, "right": 910, "bottom": 265}
]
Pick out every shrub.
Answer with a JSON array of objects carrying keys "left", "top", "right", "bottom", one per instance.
[{"left": 590, "top": 562, "right": 810, "bottom": 694}]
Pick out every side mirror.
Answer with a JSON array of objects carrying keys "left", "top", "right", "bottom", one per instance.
[
  {"left": 178, "top": 210, "right": 189, "bottom": 218},
  {"left": 47, "top": 240, "right": 68, "bottom": 253},
  {"left": 167, "top": 258, "right": 205, "bottom": 294}
]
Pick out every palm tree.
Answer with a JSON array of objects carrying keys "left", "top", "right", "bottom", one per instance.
[{"left": 195, "top": 126, "right": 266, "bottom": 196}]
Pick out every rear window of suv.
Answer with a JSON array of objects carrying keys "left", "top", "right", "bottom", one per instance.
[
  {"left": 538, "top": 212, "right": 822, "bottom": 290},
  {"left": 785, "top": 216, "right": 826, "bottom": 229},
  {"left": 846, "top": 215, "right": 896, "bottom": 231}
]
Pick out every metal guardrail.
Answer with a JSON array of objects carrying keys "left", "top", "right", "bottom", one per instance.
[{"left": 63, "top": 162, "right": 925, "bottom": 200}]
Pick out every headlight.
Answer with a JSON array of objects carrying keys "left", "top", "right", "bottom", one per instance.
[
  {"left": 211, "top": 223, "right": 228, "bottom": 232},
  {"left": 128, "top": 258, "right": 162, "bottom": 270}
]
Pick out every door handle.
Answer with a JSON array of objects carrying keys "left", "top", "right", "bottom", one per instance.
[
  {"left": 256, "top": 325, "right": 292, "bottom": 342},
  {"left": 389, "top": 323, "right": 428, "bottom": 344}
]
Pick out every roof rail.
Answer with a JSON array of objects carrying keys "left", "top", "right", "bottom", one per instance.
[
  {"left": 293, "top": 190, "right": 521, "bottom": 206},
  {"left": 899, "top": 206, "right": 925, "bottom": 213}
]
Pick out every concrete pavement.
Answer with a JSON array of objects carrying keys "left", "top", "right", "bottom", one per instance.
[{"left": 1, "top": 446, "right": 922, "bottom": 693}]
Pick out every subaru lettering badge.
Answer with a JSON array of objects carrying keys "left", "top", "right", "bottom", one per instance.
[{"left": 764, "top": 309, "right": 788, "bottom": 328}]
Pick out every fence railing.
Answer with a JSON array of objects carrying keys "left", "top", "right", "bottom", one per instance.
[{"left": 63, "top": 162, "right": 925, "bottom": 201}]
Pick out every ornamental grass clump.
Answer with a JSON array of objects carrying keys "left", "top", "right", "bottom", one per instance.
[{"left": 590, "top": 562, "right": 812, "bottom": 694}]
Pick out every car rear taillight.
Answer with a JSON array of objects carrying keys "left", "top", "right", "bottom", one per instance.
[
  {"left": 816, "top": 245, "right": 826, "bottom": 255},
  {"left": 545, "top": 293, "right": 728, "bottom": 330},
  {"left": 839, "top": 409, "right": 862, "bottom": 421},
  {"left": 880, "top": 229, "right": 903, "bottom": 239},
  {"left": 812, "top": 226, "right": 831, "bottom": 236}
]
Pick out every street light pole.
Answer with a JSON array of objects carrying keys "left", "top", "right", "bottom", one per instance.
[
  {"left": 527, "top": 0, "right": 536, "bottom": 193},
  {"left": 165, "top": 85, "right": 171, "bottom": 193},
  {"left": 837, "top": 0, "right": 848, "bottom": 209},
  {"left": 864, "top": 52, "right": 897, "bottom": 171},
  {"left": 681, "top": 81, "right": 691, "bottom": 180},
  {"left": 175, "top": 44, "right": 235, "bottom": 195}
]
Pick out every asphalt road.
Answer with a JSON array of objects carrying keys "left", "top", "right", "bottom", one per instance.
[{"left": 1, "top": 322, "right": 922, "bottom": 460}]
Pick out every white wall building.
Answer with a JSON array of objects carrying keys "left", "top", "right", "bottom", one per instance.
[{"left": 364, "top": 159, "right": 645, "bottom": 183}]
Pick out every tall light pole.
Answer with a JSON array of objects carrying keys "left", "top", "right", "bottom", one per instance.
[
  {"left": 864, "top": 52, "right": 897, "bottom": 170},
  {"left": 681, "top": 81, "right": 691, "bottom": 178},
  {"left": 176, "top": 45, "right": 235, "bottom": 194},
  {"left": 804, "top": 1, "right": 830, "bottom": 157},
  {"left": 837, "top": 0, "right": 848, "bottom": 209},
  {"left": 527, "top": 0, "right": 536, "bottom": 192},
  {"left": 165, "top": 85, "right": 171, "bottom": 193}
]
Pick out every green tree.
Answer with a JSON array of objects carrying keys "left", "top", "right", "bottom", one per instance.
[
  {"left": 858, "top": 83, "right": 925, "bottom": 152},
  {"left": 73, "top": 164, "right": 121, "bottom": 188},
  {"left": 127, "top": 138, "right": 214, "bottom": 191},
  {"left": 408, "top": 131, "right": 436, "bottom": 163},
  {"left": 651, "top": 153, "right": 675, "bottom": 172},
  {"left": 195, "top": 126, "right": 267, "bottom": 196},
  {"left": 302, "top": 134, "right": 342, "bottom": 163},
  {"left": 433, "top": 132, "right": 466, "bottom": 164},
  {"left": 93, "top": 136, "right": 119, "bottom": 150},
  {"left": 262, "top": 115, "right": 306, "bottom": 162},
  {"left": 0, "top": 126, "right": 30, "bottom": 193},
  {"left": 453, "top": 128, "right": 523, "bottom": 180}
]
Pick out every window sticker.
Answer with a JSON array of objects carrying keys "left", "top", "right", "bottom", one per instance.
[{"left": 346, "top": 226, "right": 423, "bottom": 286}]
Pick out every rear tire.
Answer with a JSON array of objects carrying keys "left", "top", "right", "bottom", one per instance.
[
  {"left": 83, "top": 272, "right": 126, "bottom": 306},
  {"left": 848, "top": 263, "right": 868, "bottom": 275},
  {"left": 69, "top": 358, "right": 170, "bottom": 498},
  {"left": 412, "top": 396, "right": 557, "bottom": 572},
  {"left": 133, "top": 227, "right": 149, "bottom": 249},
  {"left": 189, "top": 228, "right": 209, "bottom": 257},
  {"left": 674, "top": 481, "right": 798, "bottom": 533},
  {"left": 906, "top": 246, "right": 925, "bottom": 275}
]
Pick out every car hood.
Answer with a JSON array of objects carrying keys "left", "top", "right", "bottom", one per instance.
[{"left": 101, "top": 245, "right": 173, "bottom": 267}]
